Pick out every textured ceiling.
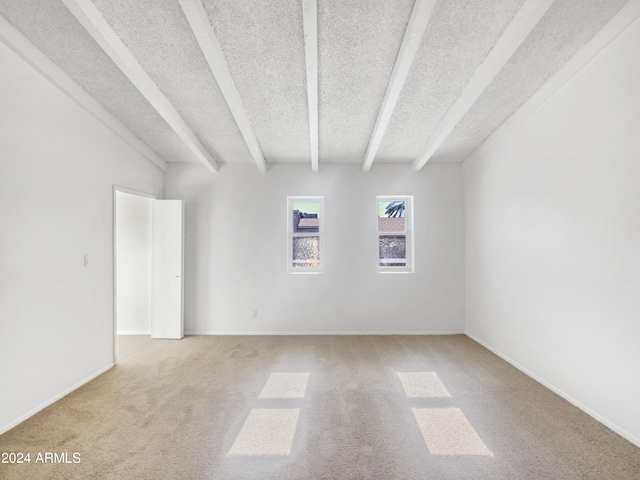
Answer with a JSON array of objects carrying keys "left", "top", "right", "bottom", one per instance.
[
  {"left": 91, "top": 0, "right": 254, "bottom": 164},
  {"left": 318, "top": 0, "right": 414, "bottom": 164},
  {"left": 204, "top": 0, "right": 310, "bottom": 163},
  {"left": 0, "top": 0, "right": 634, "bottom": 171},
  {"left": 431, "top": 0, "right": 630, "bottom": 163},
  {"left": 376, "top": 0, "right": 525, "bottom": 163},
  {"left": 0, "top": 0, "right": 198, "bottom": 164}
]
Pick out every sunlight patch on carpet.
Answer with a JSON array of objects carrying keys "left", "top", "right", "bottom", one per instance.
[
  {"left": 258, "top": 372, "right": 309, "bottom": 399},
  {"left": 412, "top": 407, "right": 493, "bottom": 457},
  {"left": 397, "top": 372, "right": 452, "bottom": 398},
  {"left": 228, "top": 408, "right": 300, "bottom": 457}
]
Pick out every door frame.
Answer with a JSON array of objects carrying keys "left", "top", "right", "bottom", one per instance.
[{"left": 112, "top": 185, "right": 157, "bottom": 365}]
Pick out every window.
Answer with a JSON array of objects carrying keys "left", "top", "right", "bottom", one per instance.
[
  {"left": 288, "top": 197, "right": 324, "bottom": 273},
  {"left": 377, "top": 196, "right": 413, "bottom": 272}
]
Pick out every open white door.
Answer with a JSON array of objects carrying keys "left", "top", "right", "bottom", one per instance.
[{"left": 151, "top": 199, "right": 184, "bottom": 339}]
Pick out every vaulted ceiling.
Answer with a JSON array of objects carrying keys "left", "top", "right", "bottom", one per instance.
[{"left": 0, "top": 0, "right": 632, "bottom": 173}]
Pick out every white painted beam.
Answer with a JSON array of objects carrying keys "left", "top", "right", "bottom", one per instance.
[
  {"left": 362, "top": 0, "right": 436, "bottom": 172},
  {"left": 178, "top": 0, "right": 267, "bottom": 173},
  {"left": 0, "top": 14, "right": 168, "bottom": 172},
  {"left": 412, "top": 0, "right": 555, "bottom": 171},
  {"left": 464, "top": 0, "right": 640, "bottom": 169},
  {"left": 302, "top": 0, "right": 319, "bottom": 172},
  {"left": 61, "top": 0, "right": 219, "bottom": 173}
]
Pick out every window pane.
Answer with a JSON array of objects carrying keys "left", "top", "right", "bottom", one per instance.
[
  {"left": 292, "top": 236, "right": 320, "bottom": 268},
  {"left": 378, "top": 201, "right": 405, "bottom": 232},
  {"left": 379, "top": 235, "right": 406, "bottom": 266},
  {"left": 293, "top": 202, "right": 320, "bottom": 233}
]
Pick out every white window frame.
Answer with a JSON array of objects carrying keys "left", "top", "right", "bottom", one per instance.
[
  {"left": 377, "top": 196, "right": 414, "bottom": 273},
  {"left": 287, "top": 196, "right": 324, "bottom": 274}
]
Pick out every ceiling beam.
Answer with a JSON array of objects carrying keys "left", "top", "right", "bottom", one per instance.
[
  {"left": 0, "top": 14, "right": 168, "bottom": 172},
  {"left": 362, "top": 0, "right": 436, "bottom": 172},
  {"left": 302, "top": 0, "right": 319, "bottom": 172},
  {"left": 412, "top": 0, "right": 555, "bottom": 171},
  {"left": 61, "top": 0, "right": 219, "bottom": 173},
  {"left": 178, "top": 0, "right": 267, "bottom": 173}
]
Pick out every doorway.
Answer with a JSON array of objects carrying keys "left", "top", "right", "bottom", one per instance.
[
  {"left": 113, "top": 187, "right": 155, "bottom": 364},
  {"left": 113, "top": 187, "right": 185, "bottom": 365}
]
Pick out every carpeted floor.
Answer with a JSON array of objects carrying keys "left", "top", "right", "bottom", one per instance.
[{"left": 1, "top": 335, "right": 639, "bottom": 479}]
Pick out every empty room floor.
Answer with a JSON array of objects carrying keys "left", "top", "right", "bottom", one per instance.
[{"left": 1, "top": 335, "right": 639, "bottom": 479}]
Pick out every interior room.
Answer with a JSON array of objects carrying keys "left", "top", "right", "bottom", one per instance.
[{"left": 1, "top": 0, "right": 639, "bottom": 479}]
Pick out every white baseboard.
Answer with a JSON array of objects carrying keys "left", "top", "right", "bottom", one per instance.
[
  {"left": 117, "top": 330, "right": 151, "bottom": 335},
  {"left": 0, "top": 364, "right": 113, "bottom": 436},
  {"left": 184, "top": 330, "right": 465, "bottom": 336},
  {"left": 466, "top": 333, "right": 640, "bottom": 449}
]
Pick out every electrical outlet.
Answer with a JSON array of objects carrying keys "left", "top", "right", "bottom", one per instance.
[
  {"left": 251, "top": 309, "right": 258, "bottom": 318},
  {"left": 83, "top": 254, "right": 90, "bottom": 267}
]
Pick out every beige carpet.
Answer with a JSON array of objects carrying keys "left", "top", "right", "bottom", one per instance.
[{"left": 1, "top": 335, "right": 639, "bottom": 479}]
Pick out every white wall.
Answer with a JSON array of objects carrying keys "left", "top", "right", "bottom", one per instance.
[
  {"left": 0, "top": 42, "right": 163, "bottom": 434},
  {"left": 164, "top": 162, "right": 464, "bottom": 334},
  {"left": 464, "top": 20, "right": 640, "bottom": 445},
  {"left": 116, "top": 191, "right": 152, "bottom": 335}
]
